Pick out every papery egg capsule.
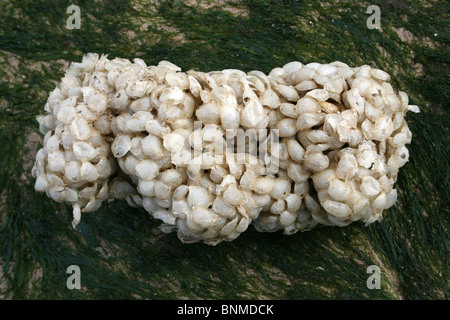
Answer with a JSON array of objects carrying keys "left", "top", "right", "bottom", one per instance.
[
  {"left": 277, "top": 118, "right": 297, "bottom": 138},
  {"left": 126, "top": 111, "right": 153, "bottom": 133},
  {"left": 322, "top": 199, "right": 351, "bottom": 219},
  {"left": 47, "top": 151, "right": 66, "bottom": 172},
  {"left": 154, "top": 180, "right": 172, "bottom": 200},
  {"left": 286, "top": 139, "right": 305, "bottom": 162},
  {"left": 70, "top": 117, "right": 91, "bottom": 140},
  {"left": 251, "top": 176, "right": 275, "bottom": 194},
  {"left": 72, "top": 204, "right": 82, "bottom": 228},
  {"left": 279, "top": 210, "right": 297, "bottom": 227},
  {"left": 295, "top": 80, "right": 318, "bottom": 91},
  {"left": 285, "top": 193, "right": 302, "bottom": 212},
  {"left": 212, "top": 197, "right": 236, "bottom": 218},
  {"left": 336, "top": 153, "right": 358, "bottom": 180},
  {"left": 161, "top": 169, "right": 183, "bottom": 188},
  {"left": 223, "top": 184, "right": 243, "bottom": 206},
  {"left": 287, "top": 162, "right": 309, "bottom": 183},
  {"left": 296, "top": 113, "right": 323, "bottom": 131},
  {"left": 235, "top": 216, "right": 250, "bottom": 234},
  {"left": 34, "top": 175, "right": 49, "bottom": 192},
  {"left": 141, "top": 134, "right": 167, "bottom": 159},
  {"left": 110, "top": 89, "right": 131, "bottom": 113},
  {"left": 279, "top": 103, "right": 297, "bottom": 118},
  {"left": 96, "top": 157, "right": 113, "bottom": 179},
  {"left": 153, "top": 209, "right": 176, "bottom": 225},
  {"left": 219, "top": 105, "right": 240, "bottom": 131},
  {"left": 134, "top": 159, "right": 159, "bottom": 180},
  {"left": 111, "top": 134, "right": 131, "bottom": 158},
  {"left": 282, "top": 61, "right": 303, "bottom": 74},
  {"left": 303, "top": 151, "right": 329, "bottom": 172},
  {"left": 277, "top": 84, "right": 299, "bottom": 102},
  {"left": 328, "top": 178, "right": 352, "bottom": 201},
  {"left": 80, "top": 161, "right": 98, "bottom": 181},
  {"left": 371, "top": 192, "right": 387, "bottom": 211},
  {"left": 291, "top": 67, "right": 316, "bottom": 84},
  {"left": 219, "top": 215, "right": 240, "bottom": 237},
  {"left": 259, "top": 89, "right": 281, "bottom": 109},
  {"left": 73, "top": 141, "right": 97, "bottom": 161},
  {"left": 270, "top": 199, "right": 286, "bottom": 214},
  {"left": 196, "top": 102, "right": 220, "bottom": 124},
  {"left": 360, "top": 176, "right": 382, "bottom": 197}
]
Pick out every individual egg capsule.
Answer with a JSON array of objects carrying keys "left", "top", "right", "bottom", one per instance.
[
  {"left": 160, "top": 169, "right": 183, "bottom": 188},
  {"left": 196, "top": 102, "right": 220, "bottom": 124},
  {"left": 78, "top": 182, "right": 98, "bottom": 200},
  {"left": 252, "top": 193, "right": 272, "bottom": 209},
  {"left": 327, "top": 178, "right": 352, "bottom": 201},
  {"left": 286, "top": 162, "right": 308, "bottom": 184},
  {"left": 282, "top": 61, "right": 303, "bottom": 74},
  {"left": 336, "top": 153, "right": 358, "bottom": 180},
  {"left": 270, "top": 199, "right": 286, "bottom": 214},
  {"left": 296, "top": 113, "right": 324, "bottom": 131},
  {"left": 212, "top": 197, "right": 236, "bottom": 218},
  {"left": 187, "top": 186, "right": 212, "bottom": 208},
  {"left": 188, "top": 207, "right": 218, "bottom": 232},
  {"left": 251, "top": 176, "right": 275, "bottom": 195},
  {"left": 126, "top": 111, "right": 153, "bottom": 133},
  {"left": 56, "top": 104, "right": 77, "bottom": 125},
  {"left": 279, "top": 103, "right": 297, "bottom": 118},
  {"left": 153, "top": 208, "right": 176, "bottom": 226},
  {"left": 276, "top": 84, "right": 299, "bottom": 102},
  {"left": 307, "top": 130, "right": 330, "bottom": 144},
  {"left": 96, "top": 157, "right": 114, "bottom": 179},
  {"left": 303, "top": 151, "right": 329, "bottom": 172},
  {"left": 34, "top": 174, "right": 49, "bottom": 192},
  {"left": 360, "top": 176, "right": 382, "bottom": 197},
  {"left": 290, "top": 67, "right": 316, "bottom": 85},
  {"left": 223, "top": 184, "right": 243, "bottom": 206},
  {"left": 321, "top": 198, "right": 352, "bottom": 219},
  {"left": 71, "top": 204, "right": 82, "bottom": 228},
  {"left": 209, "top": 165, "right": 228, "bottom": 184},
  {"left": 136, "top": 179, "right": 155, "bottom": 198},
  {"left": 384, "top": 189, "right": 398, "bottom": 209},
  {"left": 276, "top": 118, "right": 297, "bottom": 138},
  {"left": 80, "top": 161, "right": 99, "bottom": 181},
  {"left": 153, "top": 180, "right": 172, "bottom": 200},
  {"left": 134, "top": 159, "right": 159, "bottom": 180},
  {"left": 110, "top": 89, "right": 131, "bottom": 113},
  {"left": 73, "top": 141, "right": 97, "bottom": 161},
  {"left": 47, "top": 150, "right": 66, "bottom": 172},
  {"left": 234, "top": 215, "right": 250, "bottom": 234},
  {"left": 279, "top": 210, "right": 297, "bottom": 227},
  {"left": 371, "top": 192, "right": 387, "bottom": 211},
  {"left": 270, "top": 178, "right": 291, "bottom": 200},
  {"left": 284, "top": 193, "right": 302, "bottom": 212},
  {"left": 82, "top": 197, "right": 102, "bottom": 213},
  {"left": 286, "top": 139, "right": 305, "bottom": 162},
  {"left": 219, "top": 105, "right": 240, "bottom": 131},
  {"left": 70, "top": 117, "right": 91, "bottom": 141},
  {"left": 141, "top": 134, "right": 168, "bottom": 159},
  {"left": 259, "top": 89, "right": 281, "bottom": 109},
  {"left": 111, "top": 134, "right": 131, "bottom": 158},
  {"left": 239, "top": 169, "right": 255, "bottom": 191}
]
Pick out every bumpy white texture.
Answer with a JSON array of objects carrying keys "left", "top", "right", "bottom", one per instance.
[{"left": 32, "top": 53, "right": 419, "bottom": 245}]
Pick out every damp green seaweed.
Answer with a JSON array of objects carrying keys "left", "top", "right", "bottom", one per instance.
[{"left": 0, "top": 0, "right": 448, "bottom": 299}]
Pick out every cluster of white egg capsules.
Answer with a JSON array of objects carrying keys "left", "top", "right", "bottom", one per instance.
[{"left": 32, "top": 53, "right": 419, "bottom": 245}]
